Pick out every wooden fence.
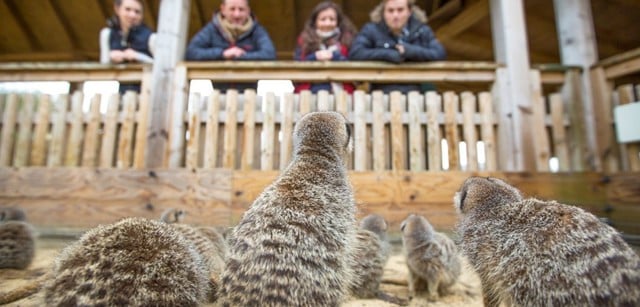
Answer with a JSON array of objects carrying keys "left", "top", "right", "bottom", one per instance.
[{"left": 0, "top": 87, "right": 584, "bottom": 172}]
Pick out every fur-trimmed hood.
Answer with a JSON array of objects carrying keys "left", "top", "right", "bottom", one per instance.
[{"left": 369, "top": 2, "right": 428, "bottom": 24}]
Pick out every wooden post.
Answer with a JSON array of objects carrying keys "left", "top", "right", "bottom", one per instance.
[
  {"left": 553, "top": 0, "right": 601, "bottom": 171},
  {"left": 490, "top": 0, "right": 535, "bottom": 171},
  {"left": 145, "top": 0, "right": 190, "bottom": 168}
]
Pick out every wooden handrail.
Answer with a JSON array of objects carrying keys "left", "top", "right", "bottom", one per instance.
[
  {"left": 593, "top": 47, "right": 640, "bottom": 79},
  {"left": 0, "top": 62, "right": 149, "bottom": 82}
]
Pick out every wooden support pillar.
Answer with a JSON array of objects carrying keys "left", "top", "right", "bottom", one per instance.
[
  {"left": 490, "top": 0, "right": 535, "bottom": 171},
  {"left": 553, "top": 0, "right": 601, "bottom": 171},
  {"left": 145, "top": 0, "right": 190, "bottom": 168}
]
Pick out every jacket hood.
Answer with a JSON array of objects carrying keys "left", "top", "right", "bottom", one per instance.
[{"left": 369, "top": 3, "right": 428, "bottom": 24}]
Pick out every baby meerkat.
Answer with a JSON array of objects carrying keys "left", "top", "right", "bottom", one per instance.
[
  {"left": 454, "top": 176, "right": 640, "bottom": 307},
  {"left": 43, "top": 217, "right": 210, "bottom": 306},
  {"left": 401, "top": 214, "right": 461, "bottom": 301},
  {"left": 349, "top": 214, "right": 392, "bottom": 298},
  {"left": 218, "top": 111, "right": 357, "bottom": 306},
  {"left": 0, "top": 207, "right": 35, "bottom": 269}
]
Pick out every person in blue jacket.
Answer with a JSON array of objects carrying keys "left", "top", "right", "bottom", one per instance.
[
  {"left": 185, "top": 0, "right": 276, "bottom": 93},
  {"left": 349, "top": 0, "right": 446, "bottom": 94},
  {"left": 100, "top": 0, "right": 155, "bottom": 94}
]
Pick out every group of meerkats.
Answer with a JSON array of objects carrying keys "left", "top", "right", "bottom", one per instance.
[{"left": 1, "top": 111, "right": 639, "bottom": 306}]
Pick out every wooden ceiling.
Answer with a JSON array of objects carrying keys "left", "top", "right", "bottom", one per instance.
[{"left": 0, "top": 0, "right": 638, "bottom": 64}]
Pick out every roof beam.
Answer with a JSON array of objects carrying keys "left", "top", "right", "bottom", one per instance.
[
  {"left": 49, "top": 0, "right": 80, "bottom": 51},
  {"left": 436, "top": 0, "right": 489, "bottom": 41},
  {"left": 4, "top": 0, "right": 41, "bottom": 51}
]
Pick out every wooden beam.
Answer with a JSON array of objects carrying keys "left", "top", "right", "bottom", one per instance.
[
  {"left": 3, "top": 0, "right": 41, "bottom": 51},
  {"left": 194, "top": 0, "right": 208, "bottom": 27},
  {"left": 147, "top": 0, "right": 191, "bottom": 168},
  {"left": 436, "top": 0, "right": 489, "bottom": 41},
  {"left": 490, "top": 0, "right": 535, "bottom": 171},
  {"left": 48, "top": 0, "right": 81, "bottom": 51},
  {"left": 553, "top": 0, "right": 601, "bottom": 171}
]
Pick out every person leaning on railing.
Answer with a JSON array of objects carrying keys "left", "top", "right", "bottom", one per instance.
[
  {"left": 185, "top": 0, "right": 276, "bottom": 93},
  {"left": 348, "top": 0, "right": 446, "bottom": 94},
  {"left": 293, "top": 1, "right": 357, "bottom": 95},
  {"left": 99, "top": 0, "right": 156, "bottom": 94}
]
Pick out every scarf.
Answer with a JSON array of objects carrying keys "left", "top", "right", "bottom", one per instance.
[
  {"left": 315, "top": 28, "right": 344, "bottom": 93},
  {"left": 218, "top": 13, "right": 254, "bottom": 43}
]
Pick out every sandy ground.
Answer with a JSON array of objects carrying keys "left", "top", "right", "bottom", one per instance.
[{"left": 0, "top": 236, "right": 485, "bottom": 307}]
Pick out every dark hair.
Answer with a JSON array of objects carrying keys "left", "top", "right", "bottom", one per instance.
[
  {"left": 114, "top": 0, "right": 145, "bottom": 8},
  {"left": 299, "top": 1, "right": 357, "bottom": 56},
  {"left": 108, "top": 0, "right": 145, "bottom": 28}
]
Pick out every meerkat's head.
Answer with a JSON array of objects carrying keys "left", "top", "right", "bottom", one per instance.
[
  {"left": 360, "top": 214, "right": 388, "bottom": 238},
  {"left": 0, "top": 207, "right": 26, "bottom": 222},
  {"left": 160, "top": 208, "right": 186, "bottom": 224},
  {"left": 400, "top": 214, "right": 434, "bottom": 240},
  {"left": 454, "top": 177, "right": 523, "bottom": 215},
  {"left": 293, "top": 111, "right": 352, "bottom": 159}
]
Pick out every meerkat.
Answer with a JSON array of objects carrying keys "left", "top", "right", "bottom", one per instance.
[
  {"left": 401, "top": 214, "right": 461, "bottom": 301},
  {"left": 43, "top": 217, "right": 210, "bottom": 306},
  {"left": 454, "top": 176, "right": 640, "bottom": 307},
  {"left": 217, "top": 111, "right": 357, "bottom": 306},
  {"left": 348, "top": 214, "right": 391, "bottom": 298},
  {"left": 0, "top": 207, "right": 35, "bottom": 270},
  {"left": 159, "top": 208, "right": 228, "bottom": 302}
]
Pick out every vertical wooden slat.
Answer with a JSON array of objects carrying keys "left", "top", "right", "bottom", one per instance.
[
  {"left": 461, "top": 92, "right": 478, "bottom": 171},
  {"left": 280, "top": 93, "right": 295, "bottom": 169},
  {"left": 590, "top": 67, "right": 619, "bottom": 172},
  {"left": 185, "top": 93, "right": 202, "bottom": 169},
  {"left": 530, "top": 70, "right": 551, "bottom": 171},
  {"left": 390, "top": 92, "right": 405, "bottom": 171},
  {"left": 443, "top": 92, "right": 460, "bottom": 170},
  {"left": 223, "top": 90, "right": 239, "bottom": 169},
  {"left": 617, "top": 85, "right": 640, "bottom": 171},
  {"left": 372, "top": 91, "right": 386, "bottom": 171},
  {"left": 82, "top": 95, "right": 102, "bottom": 167},
  {"left": 299, "top": 90, "right": 312, "bottom": 115},
  {"left": 13, "top": 94, "right": 35, "bottom": 167},
  {"left": 479, "top": 92, "right": 497, "bottom": 171},
  {"left": 204, "top": 90, "right": 221, "bottom": 169},
  {"left": 100, "top": 94, "right": 120, "bottom": 168},
  {"left": 47, "top": 94, "right": 69, "bottom": 167},
  {"left": 335, "top": 90, "right": 348, "bottom": 115},
  {"left": 562, "top": 70, "right": 589, "bottom": 171},
  {"left": 64, "top": 91, "right": 84, "bottom": 166},
  {"left": 240, "top": 90, "right": 256, "bottom": 170},
  {"left": 408, "top": 92, "right": 424, "bottom": 171},
  {"left": 165, "top": 64, "right": 189, "bottom": 168},
  {"left": 133, "top": 76, "right": 151, "bottom": 169},
  {"left": 117, "top": 92, "right": 137, "bottom": 169},
  {"left": 30, "top": 94, "right": 51, "bottom": 166},
  {"left": 353, "top": 90, "right": 367, "bottom": 171},
  {"left": 261, "top": 92, "right": 276, "bottom": 171},
  {"left": 426, "top": 92, "right": 442, "bottom": 171},
  {"left": 317, "top": 90, "right": 330, "bottom": 111},
  {"left": 0, "top": 94, "right": 18, "bottom": 166},
  {"left": 550, "top": 93, "right": 570, "bottom": 171}
]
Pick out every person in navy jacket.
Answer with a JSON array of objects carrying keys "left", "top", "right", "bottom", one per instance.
[
  {"left": 293, "top": 1, "right": 357, "bottom": 94},
  {"left": 349, "top": 0, "right": 446, "bottom": 94},
  {"left": 185, "top": 0, "right": 276, "bottom": 93},
  {"left": 100, "top": 0, "right": 155, "bottom": 94}
]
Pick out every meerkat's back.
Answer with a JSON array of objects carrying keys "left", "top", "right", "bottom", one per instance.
[
  {"left": 0, "top": 207, "right": 35, "bottom": 269},
  {"left": 455, "top": 176, "right": 640, "bottom": 307},
  {"left": 218, "top": 111, "right": 357, "bottom": 306},
  {"left": 349, "top": 214, "right": 391, "bottom": 299},
  {"left": 43, "top": 217, "right": 210, "bottom": 306}
]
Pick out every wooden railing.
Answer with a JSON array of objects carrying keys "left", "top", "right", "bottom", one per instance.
[{"left": 590, "top": 47, "right": 640, "bottom": 172}]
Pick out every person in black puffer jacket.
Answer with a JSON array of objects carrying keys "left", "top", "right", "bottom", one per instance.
[
  {"left": 99, "top": 0, "right": 155, "bottom": 94},
  {"left": 186, "top": 0, "right": 276, "bottom": 93},
  {"left": 349, "top": 0, "right": 446, "bottom": 94}
]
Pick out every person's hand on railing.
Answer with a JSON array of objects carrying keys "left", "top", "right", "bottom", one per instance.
[
  {"left": 314, "top": 50, "right": 334, "bottom": 61},
  {"left": 223, "top": 46, "right": 247, "bottom": 60}
]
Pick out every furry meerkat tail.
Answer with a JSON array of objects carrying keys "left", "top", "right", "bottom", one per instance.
[{"left": 0, "top": 272, "right": 50, "bottom": 305}]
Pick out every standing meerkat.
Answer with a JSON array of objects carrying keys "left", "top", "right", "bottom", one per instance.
[
  {"left": 0, "top": 207, "right": 35, "bottom": 269},
  {"left": 454, "top": 176, "right": 640, "bottom": 307},
  {"left": 401, "top": 214, "right": 461, "bottom": 301},
  {"left": 218, "top": 111, "right": 357, "bottom": 306},
  {"left": 348, "top": 214, "right": 392, "bottom": 299},
  {"left": 43, "top": 217, "right": 210, "bottom": 306}
]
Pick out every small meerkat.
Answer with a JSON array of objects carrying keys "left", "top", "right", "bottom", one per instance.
[
  {"left": 454, "top": 176, "right": 640, "bottom": 307},
  {"left": 0, "top": 207, "right": 35, "bottom": 270},
  {"left": 348, "top": 214, "right": 392, "bottom": 299},
  {"left": 43, "top": 217, "right": 210, "bottom": 306},
  {"left": 401, "top": 214, "right": 461, "bottom": 301},
  {"left": 218, "top": 111, "right": 357, "bottom": 306}
]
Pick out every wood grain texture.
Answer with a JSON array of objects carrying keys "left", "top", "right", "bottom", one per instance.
[{"left": 30, "top": 94, "right": 51, "bottom": 167}]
